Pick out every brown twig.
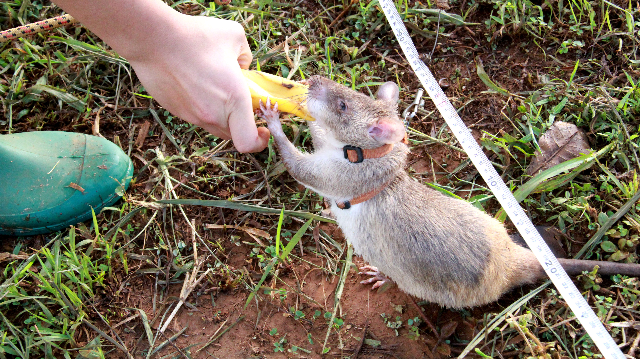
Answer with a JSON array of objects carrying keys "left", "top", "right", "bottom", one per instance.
[
  {"left": 628, "top": 330, "right": 640, "bottom": 358},
  {"left": 352, "top": 318, "right": 369, "bottom": 359},
  {"left": 409, "top": 296, "right": 438, "bottom": 335},
  {"left": 246, "top": 152, "right": 272, "bottom": 205},
  {"left": 328, "top": 0, "right": 358, "bottom": 28},
  {"left": 159, "top": 222, "right": 211, "bottom": 333}
]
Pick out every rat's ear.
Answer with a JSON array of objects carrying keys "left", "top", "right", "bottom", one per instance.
[
  {"left": 368, "top": 117, "right": 406, "bottom": 144},
  {"left": 375, "top": 82, "right": 399, "bottom": 104}
]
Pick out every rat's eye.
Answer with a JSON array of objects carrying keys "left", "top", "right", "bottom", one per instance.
[{"left": 339, "top": 100, "right": 347, "bottom": 112}]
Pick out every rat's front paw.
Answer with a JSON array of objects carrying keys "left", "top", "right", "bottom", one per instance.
[
  {"left": 259, "top": 98, "right": 282, "bottom": 131},
  {"left": 359, "top": 265, "right": 393, "bottom": 292}
]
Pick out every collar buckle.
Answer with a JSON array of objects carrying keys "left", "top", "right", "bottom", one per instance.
[{"left": 343, "top": 145, "right": 364, "bottom": 163}]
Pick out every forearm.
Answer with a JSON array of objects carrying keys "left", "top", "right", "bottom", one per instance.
[{"left": 52, "top": 0, "right": 182, "bottom": 61}]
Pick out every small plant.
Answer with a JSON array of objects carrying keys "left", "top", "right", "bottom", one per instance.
[
  {"left": 381, "top": 313, "right": 403, "bottom": 336},
  {"left": 611, "top": 276, "right": 639, "bottom": 303},
  {"left": 558, "top": 39, "right": 584, "bottom": 54},
  {"left": 579, "top": 266, "right": 602, "bottom": 291},
  {"left": 0, "top": 229, "right": 111, "bottom": 357},
  {"left": 290, "top": 307, "right": 305, "bottom": 320},
  {"left": 273, "top": 336, "right": 287, "bottom": 353},
  {"left": 407, "top": 317, "right": 422, "bottom": 340}
]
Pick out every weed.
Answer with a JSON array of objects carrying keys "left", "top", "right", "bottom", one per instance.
[
  {"left": 407, "top": 316, "right": 422, "bottom": 340},
  {"left": 0, "top": 229, "right": 111, "bottom": 358},
  {"left": 381, "top": 313, "right": 403, "bottom": 336},
  {"left": 273, "top": 335, "right": 287, "bottom": 352}
]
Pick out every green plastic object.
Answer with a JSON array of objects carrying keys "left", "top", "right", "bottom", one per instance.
[{"left": 0, "top": 131, "right": 133, "bottom": 236}]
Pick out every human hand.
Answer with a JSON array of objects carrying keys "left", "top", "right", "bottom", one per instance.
[
  {"left": 127, "top": 14, "right": 270, "bottom": 153},
  {"left": 52, "top": 0, "right": 268, "bottom": 152}
]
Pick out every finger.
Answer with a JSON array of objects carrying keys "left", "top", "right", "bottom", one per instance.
[
  {"left": 237, "top": 42, "right": 253, "bottom": 69},
  {"left": 227, "top": 79, "right": 268, "bottom": 153}
]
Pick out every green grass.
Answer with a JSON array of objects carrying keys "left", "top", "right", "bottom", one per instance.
[{"left": 1, "top": 0, "right": 640, "bottom": 358}]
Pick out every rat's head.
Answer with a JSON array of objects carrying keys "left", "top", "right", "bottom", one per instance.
[{"left": 306, "top": 76, "right": 406, "bottom": 148}]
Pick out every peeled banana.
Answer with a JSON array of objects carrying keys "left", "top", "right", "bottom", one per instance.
[{"left": 242, "top": 69, "right": 314, "bottom": 121}]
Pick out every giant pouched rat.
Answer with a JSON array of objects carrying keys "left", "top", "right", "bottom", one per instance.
[{"left": 259, "top": 76, "right": 640, "bottom": 308}]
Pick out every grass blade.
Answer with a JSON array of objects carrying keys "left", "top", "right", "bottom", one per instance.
[
  {"left": 475, "top": 58, "right": 510, "bottom": 96},
  {"left": 244, "top": 257, "right": 278, "bottom": 309},
  {"left": 28, "top": 84, "right": 85, "bottom": 112},
  {"left": 281, "top": 219, "right": 313, "bottom": 260},
  {"left": 156, "top": 199, "right": 335, "bottom": 223},
  {"left": 276, "top": 208, "right": 284, "bottom": 258},
  {"left": 495, "top": 143, "right": 613, "bottom": 221}
]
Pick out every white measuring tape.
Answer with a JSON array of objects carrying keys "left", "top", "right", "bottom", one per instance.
[{"left": 377, "top": 1, "right": 625, "bottom": 358}]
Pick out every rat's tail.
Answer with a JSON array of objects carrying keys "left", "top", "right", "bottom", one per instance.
[{"left": 558, "top": 258, "right": 640, "bottom": 277}]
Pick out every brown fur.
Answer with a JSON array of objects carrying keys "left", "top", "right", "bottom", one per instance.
[{"left": 259, "top": 77, "right": 640, "bottom": 308}]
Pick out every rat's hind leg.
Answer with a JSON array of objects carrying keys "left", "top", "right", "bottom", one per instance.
[{"left": 359, "top": 265, "right": 393, "bottom": 292}]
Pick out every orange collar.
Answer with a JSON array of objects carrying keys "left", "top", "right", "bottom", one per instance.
[
  {"left": 337, "top": 135, "right": 408, "bottom": 209},
  {"left": 343, "top": 135, "right": 409, "bottom": 163},
  {"left": 336, "top": 179, "right": 391, "bottom": 209}
]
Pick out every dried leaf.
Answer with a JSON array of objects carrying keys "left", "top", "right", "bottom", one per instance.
[
  {"left": 436, "top": 0, "right": 450, "bottom": 10},
  {"left": 436, "top": 343, "right": 451, "bottom": 356},
  {"left": 68, "top": 182, "right": 85, "bottom": 193},
  {"left": 0, "top": 252, "right": 29, "bottom": 262},
  {"left": 135, "top": 121, "right": 151, "bottom": 148},
  {"left": 439, "top": 321, "right": 458, "bottom": 339},
  {"left": 205, "top": 224, "right": 272, "bottom": 241},
  {"left": 364, "top": 338, "right": 381, "bottom": 347},
  {"left": 526, "top": 121, "right": 590, "bottom": 176}
]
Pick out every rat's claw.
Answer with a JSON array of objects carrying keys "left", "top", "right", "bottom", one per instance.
[
  {"left": 264, "top": 97, "right": 278, "bottom": 112},
  {"left": 359, "top": 265, "right": 379, "bottom": 273},
  {"left": 370, "top": 280, "right": 387, "bottom": 290},
  {"left": 259, "top": 97, "right": 283, "bottom": 129},
  {"left": 360, "top": 276, "right": 380, "bottom": 285},
  {"left": 359, "top": 265, "right": 392, "bottom": 292},
  {"left": 258, "top": 99, "right": 264, "bottom": 115}
]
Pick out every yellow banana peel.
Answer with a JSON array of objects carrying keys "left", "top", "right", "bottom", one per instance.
[{"left": 242, "top": 69, "right": 314, "bottom": 121}]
